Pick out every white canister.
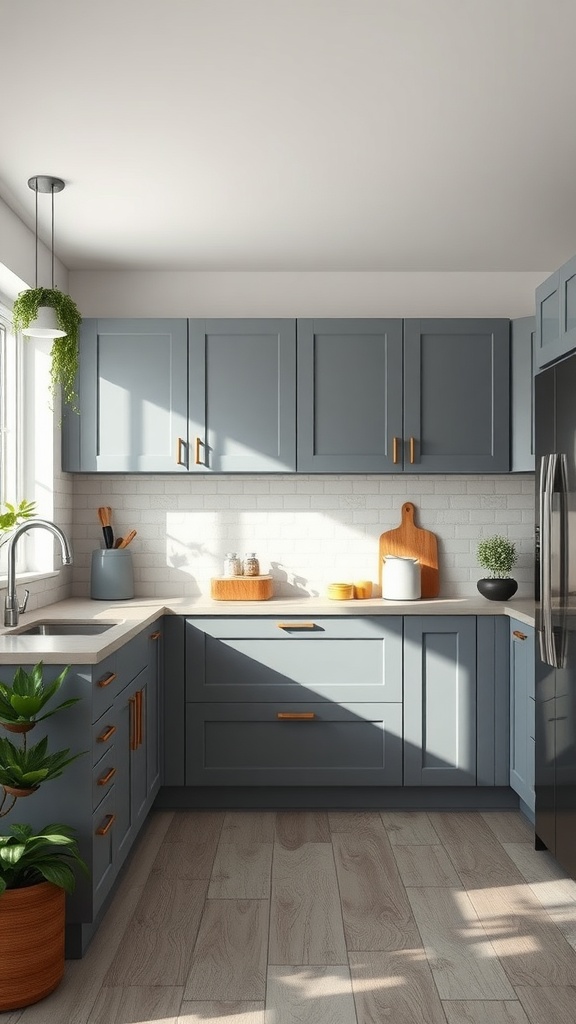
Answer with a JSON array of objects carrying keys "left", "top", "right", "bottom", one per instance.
[{"left": 381, "top": 555, "right": 421, "bottom": 600}]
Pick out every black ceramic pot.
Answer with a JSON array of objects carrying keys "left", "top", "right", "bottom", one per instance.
[{"left": 477, "top": 578, "right": 518, "bottom": 601}]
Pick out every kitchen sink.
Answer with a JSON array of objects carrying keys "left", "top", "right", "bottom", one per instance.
[{"left": 10, "top": 620, "right": 119, "bottom": 636}]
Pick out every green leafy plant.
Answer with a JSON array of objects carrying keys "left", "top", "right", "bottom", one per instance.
[
  {"left": 12, "top": 287, "right": 82, "bottom": 409},
  {"left": 0, "top": 662, "right": 87, "bottom": 894},
  {"left": 476, "top": 535, "right": 517, "bottom": 578},
  {"left": 0, "top": 735, "right": 82, "bottom": 792},
  {"left": 0, "top": 664, "right": 78, "bottom": 727},
  {"left": 0, "top": 823, "right": 88, "bottom": 895},
  {"left": 0, "top": 499, "right": 37, "bottom": 533}
]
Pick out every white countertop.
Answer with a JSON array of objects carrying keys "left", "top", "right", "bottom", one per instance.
[{"left": 0, "top": 594, "right": 536, "bottom": 664}]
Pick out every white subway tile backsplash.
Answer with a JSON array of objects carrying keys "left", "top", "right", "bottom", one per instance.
[{"left": 67, "top": 473, "right": 535, "bottom": 600}]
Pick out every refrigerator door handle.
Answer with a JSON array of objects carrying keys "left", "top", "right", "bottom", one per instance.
[{"left": 539, "top": 453, "right": 556, "bottom": 666}]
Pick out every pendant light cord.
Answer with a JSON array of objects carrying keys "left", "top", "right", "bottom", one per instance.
[
  {"left": 51, "top": 182, "right": 55, "bottom": 290},
  {"left": 34, "top": 177, "right": 38, "bottom": 289}
]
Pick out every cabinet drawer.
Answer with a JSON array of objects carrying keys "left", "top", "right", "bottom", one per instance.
[
  {"left": 187, "top": 616, "right": 399, "bottom": 640},
  {"left": 187, "top": 634, "right": 402, "bottom": 703},
  {"left": 92, "top": 789, "right": 116, "bottom": 915},
  {"left": 92, "top": 749, "right": 117, "bottom": 810},
  {"left": 92, "top": 708, "right": 119, "bottom": 765},
  {"left": 116, "top": 628, "right": 148, "bottom": 690},
  {"left": 92, "top": 656, "right": 119, "bottom": 720},
  {"left": 186, "top": 702, "right": 402, "bottom": 786}
]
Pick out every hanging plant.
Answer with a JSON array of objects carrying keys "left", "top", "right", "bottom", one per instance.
[{"left": 12, "top": 288, "right": 82, "bottom": 410}]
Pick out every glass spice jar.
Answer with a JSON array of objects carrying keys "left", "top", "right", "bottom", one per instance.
[
  {"left": 242, "top": 552, "right": 260, "bottom": 576},
  {"left": 223, "top": 552, "right": 242, "bottom": 576}
]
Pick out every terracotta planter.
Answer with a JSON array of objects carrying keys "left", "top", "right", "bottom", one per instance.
[
  {"left": 2, "top": 785, "right": 38, "bottom": 798},
  {"left": 0, "top": 881, "right": 65, "bottom": 1010},
  {"left": 2, "top": 722, "right": 35, "bottom": 734}
]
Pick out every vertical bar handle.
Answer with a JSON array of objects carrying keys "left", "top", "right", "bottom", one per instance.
[
  {"left": 176, "top": 437, "right": 187, "bottom": 467},
  {"left": 392, "top": 437, "right": 400, "bottom": 465},
  {"left": 409, "top": 436, "right": 416, "bottom": 464},
  {"left": 194, "top": 437, "right": 203, "bottom": 465},
  {"left": 129, "top": 695, "right": 137, "bottom": 751}
]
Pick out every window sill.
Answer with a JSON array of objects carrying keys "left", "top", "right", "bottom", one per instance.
[{"left": 0, "top": 570, "right": 59, "bottom": 592}]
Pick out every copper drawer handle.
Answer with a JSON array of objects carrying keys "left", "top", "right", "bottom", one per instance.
[
  {"left": 393, "top": 436, "right": 400, "bottom": 465},
  {"left": 277, "top": 622, "right": 317, "bottom": 630},
  {"left": 176, "top": 436, "right": 187, "bottom": 466},
  {"left": 194, "top": 436, "right": 203, "bottom": 465},
  {"left": 149, "top": 630, "right": 162, "bottom": 641},
  {"left": 136, "top": 689, "right": 144, "bottom": 747},
  {"left": 97, "top": 725, "right": 116, "bottom": 743},
  {"left": 276, "top": 712, "right": 316, "bottom": 720},
  {"left": 409, "top": 436, "right": 416, "bottom": 464},
  {"left": 129, "top": 696, "right": 137, "bottom": 751},
  {"left": 98, "top": 672, "right": 117, "bottom": 689},
  {"left": 97, "top": 766, "right": 116, "bottom": 786},
  {"left": 513, "top": 630, "right": 528, "bottom": 640},
  {"left": 95, "top": 813, "right": 116, "bottom": 836}
]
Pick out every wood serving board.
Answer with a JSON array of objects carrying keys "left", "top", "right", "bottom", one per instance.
[
  {"left": 210, "top": 575, "right": 274, "bottom": 601},
  {"left": 378, "top": 502, "right": 439, "bottom": 598}
]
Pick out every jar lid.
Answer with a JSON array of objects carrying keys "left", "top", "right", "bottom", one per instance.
[{"left": 225, "top": 552, "right": 237, "bottom": 557}]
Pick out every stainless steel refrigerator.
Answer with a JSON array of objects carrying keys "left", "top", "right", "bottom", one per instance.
[{"left": 535, "top": 354, "right": 576, "bottom": 876}]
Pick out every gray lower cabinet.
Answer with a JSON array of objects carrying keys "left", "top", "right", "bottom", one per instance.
[
  {"left": 296, "top": 319, "right": 403, "bottom": 472},
  {"left": 535, "top": 253, "right": 576, "bottom": 370},
  {"left": 509, "top": 618, "right": 535, "bottom": 812},
  {"left": 63, "top": 318, "right": 189, "bottom": 472},
  {"left": 403, "top": 319, "right": 510, "bottom": 473},
  {"left": 183, "top": 614, "right": 509, "bottom": 789},
  {"left": 1, "top": 621, "right": 163, "bottom": 956}
]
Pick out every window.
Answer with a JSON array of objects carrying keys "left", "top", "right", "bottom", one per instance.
[{"left": 0, "top": 303, "right": 23, "bottom": 510}]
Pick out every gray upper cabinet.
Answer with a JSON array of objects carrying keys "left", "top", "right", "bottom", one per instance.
[
  {"left": 296, "top": 319, "right": 403, "bottom": 472},
  {"left": 511, "top": 316, "right": 535, "bottom": 472},
  {"left": 403, "top": 319, "right": 510, "bottom": 473},
  {"left": 64, "top": 318, "right": 189, "bottom": 473},
  {"left": 535, "top": 253, "right": 576, "bottom": 370},
  {"left": 189, "top": 319, "right": 296, "bottom": 472},
  {"left": 404, "top": 616, "right": 477, "bottom": 785}
]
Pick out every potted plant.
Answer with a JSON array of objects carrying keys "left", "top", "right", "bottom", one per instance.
[
  {"left": 476, "top": 535, "right": 518, "bottom": 601},
  {"left": 0, "top": 499, "right": 37, "bottom": 535},
  {"left": 0, "top": 663, "right": 87, "bottom": 1011},
  {"left": 12, "top": 288, "right": 82, "bottom": 409}
]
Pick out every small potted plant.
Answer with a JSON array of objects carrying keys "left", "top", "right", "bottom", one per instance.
[
  {"left": 12, "top": 288, "right": 82, "bottom": 409},
  {"left": 476, "top": 535, "right": 518, "bottom": 601},
  {"left": 0, "top": 663, "right": 87, "bottom": 1011}
]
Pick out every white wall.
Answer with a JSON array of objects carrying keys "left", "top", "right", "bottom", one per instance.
[
  {"left": 0, "top": 197, "right": 68, "bottom": 296},
  {"left": 69, "top": 270, "right": 547, "bottom": 319}
]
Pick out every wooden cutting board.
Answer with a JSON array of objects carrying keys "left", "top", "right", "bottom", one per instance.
[{"left": 378, "top": 502, "right": 439, "bottom": 598}]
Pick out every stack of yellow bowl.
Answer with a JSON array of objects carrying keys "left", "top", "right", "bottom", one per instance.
[{"left": 327, "top": 582, "right": 354, "bottom": 600}]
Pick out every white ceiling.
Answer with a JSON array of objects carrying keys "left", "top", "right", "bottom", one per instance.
[{"left": 2, "top": 0, "right": 576, "bottom": 273}]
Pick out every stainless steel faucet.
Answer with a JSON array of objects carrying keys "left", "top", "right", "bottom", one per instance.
[{"left": 4, "top": 519, "right": 73, "bottom": 627}]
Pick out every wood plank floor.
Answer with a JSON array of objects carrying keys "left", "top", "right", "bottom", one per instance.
[{"left": 5, "top": 807, "right": 576, "bottom": 1024}]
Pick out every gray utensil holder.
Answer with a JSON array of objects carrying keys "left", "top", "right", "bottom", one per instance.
[{"left": 90, "top": 549, "right": 134, "bottom": 600}]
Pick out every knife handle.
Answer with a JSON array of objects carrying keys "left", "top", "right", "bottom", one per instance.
[{"left": 102, "top": 526, "right": 114, "bottom": 549}]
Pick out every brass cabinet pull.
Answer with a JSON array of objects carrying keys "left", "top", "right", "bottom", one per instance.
[
  {"left": 276, "top": 712, "right": 316, "bottom": 720},
  {"left": 149, "top": 630, "right": 162, "bottom": 641},
  {"left": 97, "top": 766, "right": 116, "bottom": 786},
  {"left": 409, "top": 436, "right": 416, "bottom": 464},
  {"left": 176, "top": 436, "right": 187, "bottom": 466},
  {"left": 129, "top": 695, "right": 137, "bottom": 751},
  {"left": 393, "top": 436, "right": 400, "bottom": 464},
  {"left": 95, "top": 813, "right": 116, "bottom": 836},
  {"left": 194, "top": 436, "right": 203, "bottom": 465},
  {"left": 98, "top": 671, "right": 117, "bottom": 689},
  {"left": 137, "top": 689, "right": 144, "bottom": 747},
  {"left": 97, "top": 725, "right": 116, "bottom": 743},
  {"left": 513, "top": 630, "right": 528, "bottom": 640},
  {"left": 277, "top": 622, "right": 317, "bottom": 630}
]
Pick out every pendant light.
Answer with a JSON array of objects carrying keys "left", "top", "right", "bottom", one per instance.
[{"left": 22, "top": 175, "right": 66, "bottom": 338}]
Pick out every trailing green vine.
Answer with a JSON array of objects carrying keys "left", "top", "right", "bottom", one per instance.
[{"left": 12, "top": 288, "right": 82, "bottom": 410}]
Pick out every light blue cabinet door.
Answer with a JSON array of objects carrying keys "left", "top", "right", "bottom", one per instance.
[
  {"left": 66, "top": 318, "right": 189, "bottom": 472},
  {"left": 404, "top": 616, "right": 477, "bottom": 785},
  {"left": 511, "top": 317, "right": 535, "bottom": 471},
  {"left": 509, "top": 619, "right": 535, "bottom": 811},
  {"left": 403, "top": 319, "right": 510, "bottom": 472},
  {"left": 188, "top": 319, "right": 296, "bottom": 472},
  {"left": 296, "top": 319, "right": 403, "bottom": 472}
]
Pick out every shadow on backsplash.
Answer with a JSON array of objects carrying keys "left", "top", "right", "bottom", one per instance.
[{"left": 270, "top": 562, "right": 320, "bottom": 598}]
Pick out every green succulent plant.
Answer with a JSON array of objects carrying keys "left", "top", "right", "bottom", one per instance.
[
  {"left": 0, "top": 664, "right": 77, "bottom": 727},
  {"left": 12, "top": 287, "right": 82, "bottom": 409},
  {"left": 476, "top": 535, "right": 517, "bottom": 578},
  {"left": 0, "top": 823, "right": 88, "bottom": 895},
  {"left": 0, "top": 735, "right": 82, "bottom": 791}
]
